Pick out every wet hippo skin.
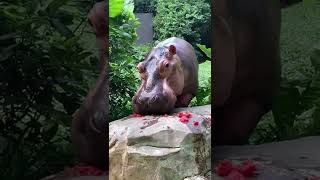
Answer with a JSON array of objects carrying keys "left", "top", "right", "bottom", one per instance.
[
  {"left": 213, "top": 0, "right": 281, "bottom": 145},
  {"left": 133, "top": 37, "right": 199, "bottom": 115}
]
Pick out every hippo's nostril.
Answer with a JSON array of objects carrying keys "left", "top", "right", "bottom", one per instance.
[
  {"left": 164, "top": 62, "right": 169, "bottom": 68},
  {"left": 149, "top": 95, "right": 158, "bottom": 104}
]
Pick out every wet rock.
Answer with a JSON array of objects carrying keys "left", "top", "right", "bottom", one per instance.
[{"left": 213, "top": 136, "right": 320, "bottom": 180}]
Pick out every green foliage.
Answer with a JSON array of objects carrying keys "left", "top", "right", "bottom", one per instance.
[
  {"left": 109, "top": 0, "right": 142, "bottom": 121},
  {"left": 133, "top": 0, "right": 157, "bottom": 13},
  {"left": 303, "top": 0, "right": 318, "bottom": 5},
  {"left": 280, "top": 1, "right": 320, "bottom": 80},
  {"left": 250, "top": 2, "right": 320, "bottom": 144},
  {"left": 191, "top": 77, "right": 211, "bottom": 106},
  {"left": 110, "top": 0, "right": 125, "bottom": 17},
  {"left": 191, "top": 46, "right": 211, "bottom": 106},
  {"left": 153, "top": 0, "right": 210, "bottom": 61},
  {"left": 197, "top": 44, "right": 212, "bottom": 60},
  {"left": 133, "top": 43, "right": 155, "bottom": 61},
  {"left": 0, "top": 0, "right": 100, "bottom": 179},
  {"left": 251, "top": 46, "right": 320, "bottom": 144}
]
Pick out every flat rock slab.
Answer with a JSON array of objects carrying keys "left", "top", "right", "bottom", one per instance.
[
  {"left": 173, "top": 105, "right": 211, "bottom": 117},
  {"left": 213, "top": 136, "right": 320, "bottom": 179},
  {"left": 109, "top": 105, "right": 212, "bottom": 180}
]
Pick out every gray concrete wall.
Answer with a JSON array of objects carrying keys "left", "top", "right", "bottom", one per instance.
[{"left": 134, "top": 13, "right": 153, "bottom": 44}]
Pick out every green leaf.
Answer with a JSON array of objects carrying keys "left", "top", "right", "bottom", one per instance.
[
  {"left": 302, "top": 73, "right": 320, "bottom": 106},
  {"left": 0, "top": 33, "right": 16, "bottom": 41},
  {"left": 197, "top": 44, "right": 211, "bottom": 58},
  {"left": 303, "top": 0, "right": 317, "bottom": 5},
  {"left": 53, "top": 84, "right": 66, "bottom": 94},
  {"left": 310, "top": 47, "right": 320, "bottom": 72},
  {"left": 2, "top": 5, "right": 26, "bottom": 22},
  {"left": 46, "top": 0, "right": 71, "bottom": 16},
  {"left": 124, "top": 0, "right": 134, "bottom": 13},
  {"left": 273, "top": 80, "right": 302, "bottom": 128},
  {"left": 64, "top": 36, "right": 80, "bottom": 47},
  {"left": 43, "top": 124, "right": 59, "bottom": 142},
  {"left": 109, "top": 0, "right": 124, "bottom": 18},
  {"left": 78, "top": 51, "right": 93, "bottom": 60},
  {"left": 122, "top": 32, "right": 132, "bottom": 39},
  {"left": 124, "top": 0, "right": 136, "bottom": 20},
  {"left": 0, "top": 44, "right": 17, "bottom": 62},
  {"left": 50, "top": 18, "right": 73, "bottom": 38},
  {"left": 55, "top": 9, "right": 74, "bottom": 25}
]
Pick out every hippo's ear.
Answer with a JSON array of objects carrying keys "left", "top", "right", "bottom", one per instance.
[{"left": 169, "top": 45, "right": 176, "bottom": 55}]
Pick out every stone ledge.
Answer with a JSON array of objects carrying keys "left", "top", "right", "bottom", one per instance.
[
  {"left": 213, "top": 136, "right": 320, "bottom": 179},
  {"left": 109, "top": 105, "right": 212, "bottom": 180}
]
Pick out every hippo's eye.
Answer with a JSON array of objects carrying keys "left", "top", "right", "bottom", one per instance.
[
  {"left": 137, "top": 63, "right": 145, "bottom": 73},
  {"left": 159, "top": 60, "right": 171, "bottom": 75}
]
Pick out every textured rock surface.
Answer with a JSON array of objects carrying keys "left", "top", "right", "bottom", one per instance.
[
  {"left": 109, "top": 105, "right": 211, "bottom": 180},
  {"left": 213, "top": 136, "right": 320, "bottom": 179},
  {"left": 183, "top": 176, "right": 207, "bottom": 180},
  {"left": 41, "top": 175, "right": 106, "bottom": 180}
]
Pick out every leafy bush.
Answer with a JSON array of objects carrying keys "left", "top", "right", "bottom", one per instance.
[
  {"left": 250, "top": 45, "right": 320, "bottom": 144},
  {"left": 190, "top": 77, "right": 211, "bottom": 106},
  {"left": 250, "top": 2, "right": 320, "bottom": 144},
  {"left": 153, "top": 0, "right": 210, "bottom": 61},
  {"left": 0, "top": 0, "right": 100, "bottom": 179},
  {"left": 191, "top": 44, "right": 211, "bottom": 106},
  {"left": 274, "top": 45, "right": 320, "bottom": 136},
  {"left": 133, "top": 0, "right": 157, "bottom": 13},
  {"left": 109, "top": 0, "right": 142, "bottom": 121}
]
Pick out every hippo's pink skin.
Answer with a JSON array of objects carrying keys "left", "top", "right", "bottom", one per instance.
[
  {"left": 213, "top": 0, "right": 281, "bottom": 145},
  {"left": 133, "top": 37, "right": 199, "bottom": 115}
]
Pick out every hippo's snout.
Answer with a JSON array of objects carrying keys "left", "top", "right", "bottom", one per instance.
[
  {"left": 133, "top": 93, "right": 176, "bottom": 115},
  {"left": 136, "top": 95, "right": 161, "bottom": 106}
]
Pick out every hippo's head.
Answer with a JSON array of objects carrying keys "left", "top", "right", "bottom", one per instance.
[{"left": 132, "top": 45, "right": 184, "bottom": 115}]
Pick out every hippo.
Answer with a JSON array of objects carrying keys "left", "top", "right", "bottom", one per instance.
[
  {"left": 71, "top": 1, "right": 107, "bottom": 170},
  {"left": 213, "top": 0, "right": 281, "bottom": 145},
  {"left": 132, "top": 37, "right": 199, "bottom": 115}
]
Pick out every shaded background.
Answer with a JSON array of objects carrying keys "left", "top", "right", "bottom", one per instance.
[{"left": 0, "top": 0, "right": 104, "bottom": 179}]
